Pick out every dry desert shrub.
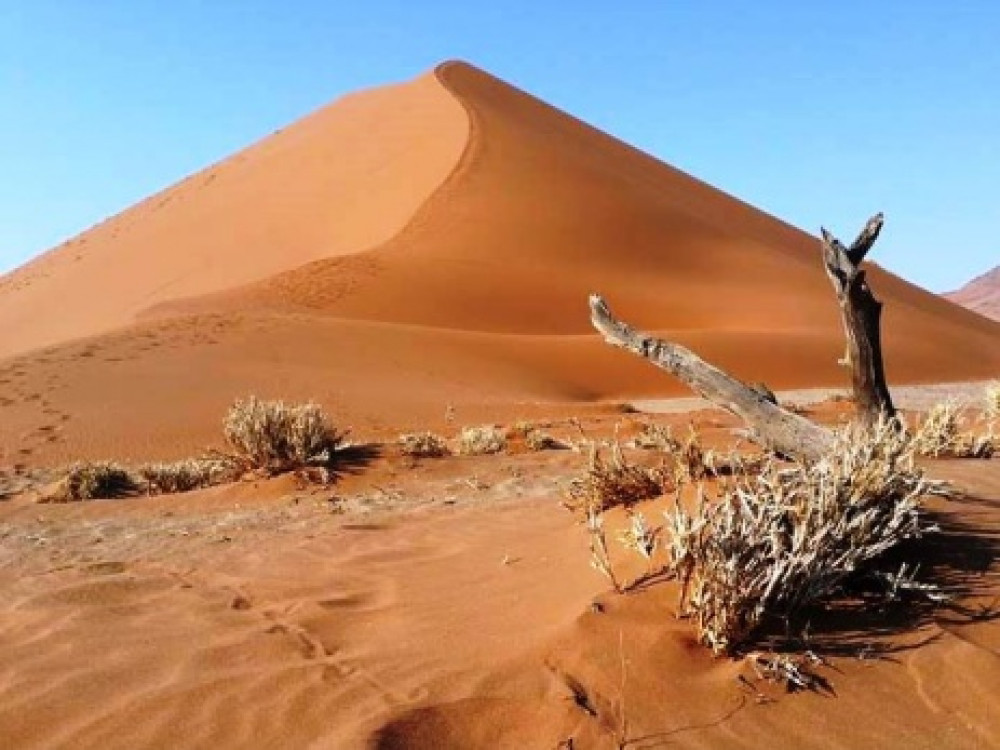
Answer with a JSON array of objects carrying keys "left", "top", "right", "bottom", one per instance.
[
  {"left": 138, "top": 456, "right": 240, "bottom": 494},
  {"left": 626, "top": 422, "right": 680, "bottom": 452},
  {"left": 457, "top": 424, "right": 507, "bottom": 455},
  {"left": 670, "top": 427, "right": 762, "bottom": 482},
  {"left": 566, "top": 442, "right": 666, "bottom": 514},
  {"left": 506, "top": 421, "right": 565, "bottom": 451},
  {"left": 398, "top": 431, "right": 451, "bottom": 458},
  {"left": 986, "top": 381, "right": 1000, "bottom": 427},
  {"left": 223, "top": 396, "right": 345, "bottom": 476},
  {"left": 659, "top": 415, "right": 945, "bottom": 655},
  {"left": 523, "top": 428, "right": 567, "bottom": 452},
  {"left": 51, "top": 461, "right": 138, "bottom": 501},
  {"left": 910, "top": 401, "right": 994, "bottom": 458}
]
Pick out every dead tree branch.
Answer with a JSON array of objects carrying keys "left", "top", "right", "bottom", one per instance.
[
  {"left": 589, "top": 295, "right": 834, "bottom": 464},
  {"left": 820, "top": 213, "right": 896, "bottom": 424}
]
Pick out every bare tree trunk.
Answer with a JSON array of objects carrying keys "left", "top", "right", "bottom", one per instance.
[
  {"left": 589, "top": 295, "right": 834, "bottom": 464},
  {"left": 820, "top": 214, "right": 896, "bottom": 425}
]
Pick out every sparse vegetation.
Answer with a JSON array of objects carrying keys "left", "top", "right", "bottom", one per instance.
[
  {"left": 398, "top": 431, "right": 450, "bottom": 458},
  {"left": 223, "top": 396, "right": 345, "bottom": 476},
  {"left": 658, "top": 416, "right": 945, "bottom": 654},
  {"left": 566, "top": 442, "right": 666, "bottom": 514},
  {"left": 506, "top": 422, "right": 564, "bottom": 451},
  {"left": 985, "top": 381, "right": 1000, "bottom": 429},
  {"left": 457, "top": 424, "right": 507, "bottom": 455},
  {"left": 50, "top": 461, "right": 138, "bottom": 502},
  {"left": 910, "top": 401, "right": 994, "bottom": 458},
  {"left": 524, "top": 428, "right": 566, "bottom": 452},
  {"left": 626, "top": 422, "right": 679, "bottom": 451},
  {"left": 137, "top": 456, "right": 239, "bottom": 494}
]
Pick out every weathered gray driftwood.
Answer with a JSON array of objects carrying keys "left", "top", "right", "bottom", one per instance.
[
  {"left": 820, "top": 213, "right": 896, "bottom": 424},
  {"left": 588, "top": 295, "right": 834, "bottom": 464}
]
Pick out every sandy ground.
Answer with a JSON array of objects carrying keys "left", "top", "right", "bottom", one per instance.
[
  {"left": 0, "top": 400, "right": 998, "bottom": 749},
  {"left": 635, "top": 380, "right": 999, "bottom": 414}
]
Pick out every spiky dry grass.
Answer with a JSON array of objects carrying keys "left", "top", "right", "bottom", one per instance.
[
  {"left": 626, "top": 422, "right": 680, "bottom": 452},
  {"left": 659, "top": 416, "right": 945, "bottom": 655},
  {"left": 910, "top": 401, "right": 995, "bottom": 458},
  {"left": 985, "top": 381, "right": 1000, "bottom": 428},
  {"left": 223, "top": 397, "right": 345, "bottom": 476},
  {"left": 398, "top": 431, "right": 451, "bottom": 458},
  {"left": 566, "top": 442, "right": 667, "bottom": 514},
  {"left": 457, "top": 425, "right": 507, "bottom": 456},
  {"left": 48, "top": 461, "right": 138, "bottom": 502},
  {"left": 137, "top": 456, "right": 240, "bottom": 495}
]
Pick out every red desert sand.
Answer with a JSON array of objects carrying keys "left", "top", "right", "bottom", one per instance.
[
  {"left": 947, "top": 265, "right": 1000, "bottom": 322},
  {"left": 1, "top": 61, "right": 999, "bottom": 749}
]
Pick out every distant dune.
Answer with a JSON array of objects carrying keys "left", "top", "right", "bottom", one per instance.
[
  {"left": 946, "top": 265, "right": 1000, "bottom": 321},
  {"left": 1, "top": 60, "right": 999, "bottom": 463}
]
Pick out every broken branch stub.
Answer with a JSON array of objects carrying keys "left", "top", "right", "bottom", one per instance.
[
  {"left": 820, "top": 213, "right": 896, "bottom": 425},
  {"left": 588, "top": 295, "right": 834, "bottom": 464}
]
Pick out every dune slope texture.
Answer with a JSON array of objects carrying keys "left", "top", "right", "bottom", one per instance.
[
  {"left": 2, "top": 60, "right": 999, "bottom": 463},
  {"left": 946, "top": 265, "right": 1000, "bottom": 321}
]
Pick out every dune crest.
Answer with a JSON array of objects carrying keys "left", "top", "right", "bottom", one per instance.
[
  {"left": 0, "top": 67, "right": 469, "bottom": 356},
  {"left": 1, "top": 61, "right": 999, "bottom": 464}
]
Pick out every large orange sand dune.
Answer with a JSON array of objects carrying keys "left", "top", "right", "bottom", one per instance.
[{"left": 1, "top": 61, "right": 998, "bottom": 464}]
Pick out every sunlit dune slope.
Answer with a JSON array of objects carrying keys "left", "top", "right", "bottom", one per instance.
[
  {"left": 946, "top": 266, "right": 1000, "bottom": 321},
  {"left": 0, "top": 68, "right": 469, "bottom": 356},
  {"left": 1, "top": 60, "right": 998, "bottom": 462}
]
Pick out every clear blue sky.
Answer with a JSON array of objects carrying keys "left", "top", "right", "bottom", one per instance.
[{"left": 2, "top": 1, "right": 997, "bottom": 291}]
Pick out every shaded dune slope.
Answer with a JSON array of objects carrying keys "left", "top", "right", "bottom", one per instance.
[{"left": 1, "top": 61, "right": 998, "bottom": 463}]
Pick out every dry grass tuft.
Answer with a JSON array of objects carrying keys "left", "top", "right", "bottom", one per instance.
[
  {"left": 138, "top": 456, "right": 240, "bottom": 495},
  {"left": 398, "top": 431, "right": 451, "bottom": 458},
  {"left": 566, "top": 442, "right": 666, "bottom": 514},
  {"left": 506, "top": 422, "right": 566, "bottom": 451},
  {"left": 626, "top": 422, "right": 680, "bottom": 452},
  {"left": 674, "top": 428, "right": 712, "bottom": 481},
  {"left": 223, "top": 397, "right": 345, "bottom": 476},
  {"left": 457, "top": 425, "right": 507, "bottom": 456},
  {"left": 910, "top": 401, "right": 994, "bottom": 458},
  {"left": 524, "top": 428, "right": 567, "bottom": 452},
  {"left": 985, "top": 381, "right": 1000, "bottom": 427},
  {"left": 660, "top": 415, "right": 945, "bottom": 654},
  {"left": 50, "top": 461, "right": 138, "bottom": 502}
]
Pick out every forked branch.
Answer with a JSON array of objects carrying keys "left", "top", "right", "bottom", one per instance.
[{"left": 820, "top": 213, "right": 895, "bottom": 424}]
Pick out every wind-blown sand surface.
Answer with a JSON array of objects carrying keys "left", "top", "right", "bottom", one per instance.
[
  {"left": 1, "top": 405, "right": 998, "bottom": 748},
  {"left": 1, "top": 61, "right": 998, "bottom": 465},
  {"left": 947, "top": 266, "right": 1000, "bottom": 322},
  {"left": 1, "top": 60, "right": 999, "bottom": 748}
]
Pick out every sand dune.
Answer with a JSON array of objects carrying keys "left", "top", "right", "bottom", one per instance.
[
  {"left": 1, "top": 60, "right": 998, "bottom": 463},
  {"left": 4, "top": 58, "right": 1000, "bottom": 750},
  {"left": 0, "top": 68, "right": 468, "bottom": 356},
  {"left": 946, "top": 265, "right": 1000, "bottom": 321}
]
